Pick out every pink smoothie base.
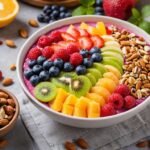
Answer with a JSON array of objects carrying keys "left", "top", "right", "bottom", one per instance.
[{"left": 23, "top": 22, "right": 146, "bottom": 113}]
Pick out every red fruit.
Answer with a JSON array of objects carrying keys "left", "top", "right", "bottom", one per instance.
[
  {"left": 50, "top": 44, "right": 63, "bottom": 53},
  {"left": 78, "top": 37, "right": 93, "bottom": 50},
  {"left": 48, "top": 30, "right": 62, "bottom": 43},
  {"left": 70, "top": 53, "right": 83, "bottom": 66},
  {"left": 0, "top": 70, "right": 3, "bottom": 80},
  {"left": 54, "top": 49, "right": 69, "bottom": 61},
  {"left": 66, "top": 43, "right": 80, "bottom": 55},
  {"left": 58, "top": 41, "right": 80, "bottom": 49},
  {"left": 67, "top": 26, "right": 80, "bottom": 39},
  {"left": 108, "top": 93, "right": 124, "bottom": 109},
  {"left": 91, "top": 35, "right": 104, "bottom": 48},
  {"left": 103, "top": 0, "right": 136, "bottom": 20},
  {"left": 124, "top": 96, "right": 136, "bottom": 109},
  {"left": 37, "top": 35, "right": 52, "bottom": 48},
  {"left": 115, "top": 84, "right": 130, "bottom": 97},
  {"left": 50, "top": 54, "right": 57, "bottom": 61},
  {"left": 101, "top": 103, "right": 116, "bottom": 117},
  {"left": 61, "top": 32, "right": 76, "bottom": 41},
  {"left": 106, "top": 27, "right": 113, "bottom": 35},
  {"left": 42, "top": 46, "right": 54, "bottom": 58},
  {"left": 79, "top": 29, "right": 90, "bottom": 37},
  {"left": 27, "top": 47, "right": 42, "bottom": 60}
]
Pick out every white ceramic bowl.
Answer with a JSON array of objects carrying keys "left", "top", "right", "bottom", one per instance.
[{"left": 17, "top": 16, "right": 150, "bottom": 128}]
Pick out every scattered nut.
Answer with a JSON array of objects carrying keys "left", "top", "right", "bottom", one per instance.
[
  {"left": 18, "top": 28, "right": 29, "bottom": 38},
  {"left": 10, "top": 64, "right": 16, "bottom": 71},
  {"left": 4, "top": 105, "right": 15, "bottom": 116},
  {"left": 75, "top": 138, "right": 89, "bottom": 149},
  {"left": 64, "top": 141, "right": 76, "bottom": 150},
  {"left": 7, "top": 99, "right": 15, "bottom": 107},
  {"left": 28, "top": 19, "right": 39, "bottom": 27},
  {"left": 0, "top": 92, "right": 8, "bottom": 98},
  {"left": 0, "top": 119, "right": 9, "bottom": 126},
  {"left": 2, "top": 78, "right": 13, "bottom": 86},
  {"left": 5, "top": 40, "right": 16, "bottom": 48}
]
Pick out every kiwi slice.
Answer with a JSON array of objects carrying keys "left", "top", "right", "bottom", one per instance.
[
  {"left": 86, "top": 73, "right": 96, "bottom": 86},
  {"left": 34, "top": 82, "right": 57, "bottom": 102},
  {"left": 87, "top": 68, "right": 102, "bottom": 81},
  {"left": 93, "top": 63, "right": 107, "bottom": 75},
  {"left": 69, "top": 76, "right": 92, "bottom": 98}
]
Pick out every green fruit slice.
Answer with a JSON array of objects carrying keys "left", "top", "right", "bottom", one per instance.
[
  {"left": 87, "top": 68, "right": 102, "bottom": 81},
  {"left": 86, "top": 73, "right": 97, "bottom": 86},
  {"left": 93, "top": 63, "right": 107, "bottom": 75}
]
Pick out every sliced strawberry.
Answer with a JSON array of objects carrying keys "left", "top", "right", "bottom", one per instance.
[
  {"left": 66, "top": 25, "right": 80, "bottom": 39},
  {"left": 50, "top": 44, "right": 63, "bottom": 53},
  {"left": 91, "top": 35, "right": 104, "bottom": 48},
  {"left": 58, "top": 41, "right": 80, "bottom": 49},
  {"left": 78, "top": 37, "right": 93, "bottom": 50},
  {"left": 79, "top": 29, "right": 90, "bottom": 37},
  {"left": 106, "top": 27, "right": 113, "bottom": 35},
  {"left": 61, "top": 32, "right": 76, "bottom": 41}
]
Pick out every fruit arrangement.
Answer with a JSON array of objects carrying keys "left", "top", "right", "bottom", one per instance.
[{"left": 23, "top": 21, "right": 150, "bottom": 118}]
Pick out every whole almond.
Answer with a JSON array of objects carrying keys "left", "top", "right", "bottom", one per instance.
[
  {"left": 7, "top": 99, "right": 15, "bottom": 107},
  {"left": 0, "top": 92, "right": 8, "bottom": 98},
  {"left": 28, "top": 19, "right": 39, "bottom": 27},
  {"left": 0, "top": 140, "right": 8, "bottom": 148},
  {"left": 0, "top": 119, "right": 9, "bottom": 126},
  {"left": 10, "top": 64, "right": 16, "bottom": 71},
  {"left": 0, "top": 40, "right": 3, "bottom": 45},
  {"left": 136, "top": 140, "right": 149, "bottom": 148},
  {"left": 4, "top": 106, "right": 15, "bottom": 116},
  {"left": 2, "top": 78, "right": 13, "bottom": 86},
  {"left": 18, "top": 28, "right": 28, "bottom": 38},
  {"left": 5, "top": 40, "right": 16, "bottom": 48},
  {"left": 64, "top": 141, "right": 76, "bottom": 150},
  {"left": 75, "top": 138, "right": 89, "bottom": 149},
  {"left": 0, "top": 98, "right": 8, "bottom": 105}
]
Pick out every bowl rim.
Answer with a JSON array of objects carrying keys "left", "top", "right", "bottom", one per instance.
[
  {"left": 17, "top": 15, "right": 150, "bottom": 121},
  {"left": 0, "top": 88, "right": 20, "bottom": 131}
]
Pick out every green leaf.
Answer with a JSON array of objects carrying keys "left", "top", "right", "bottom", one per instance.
[
  {"left": 139, "top": 21, "right": 150, "bottom": 33},
  {"left": 86, "top": 7, "right": 95, "bottom": 15},
  {"left": 72, "top": 6, "right": 86, "bottom": 16},
  {"left": 80, "top": 0, "right": 95, "bottom": 7},
  {"left": 132, "top": 8, "right": 141, "bottom": 18},
  {"left": 141, "top": 5, "right": 150, "bottom": 18}
]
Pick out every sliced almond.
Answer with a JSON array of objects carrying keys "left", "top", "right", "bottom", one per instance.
[
  {"left": 28, "top": 19, "right": 39, "bottom": 27},
  {"left": 5, "top": 40, "right": 16, "bottom": 48},
  {"left": 136, "top": 80, "right": 142, "bottom": 90},
  {"left": 2, "top": 78, "right": 13, "bottom": 86},
  {"left": 18, "top": 28, "right": 28, "bottom": 38}
]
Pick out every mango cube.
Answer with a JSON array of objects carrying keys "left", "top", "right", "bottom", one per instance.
[
  {"left": 80, "top": 22, "right": 89, "bottom": 30},
  {"left": 88, "top": 101, "right": 100, "bottom": 118},
  {"left": 64, "top": 94, "right": 77, "bottom": 106},
  {"left": 62, "top": 104, "right": 74, "bottom": 116},
  {"left": 96, "top": 22, "right": 107, "bottom": 35}
]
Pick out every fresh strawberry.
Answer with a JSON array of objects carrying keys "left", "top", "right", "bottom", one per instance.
[
  {"left": 42, "top": 46, "right": 54, "bottom": 58},
  {"left": 115, "top": 84, "right": 130, "bottom": 97},
  {"left": 91, "top": 35, "right": 104, "bottom": 48},
  {"left": 66, "top": 43, "right": 80, "bottom": 55},
  {"left": 27, "top": 47, "right": 42, "bottom": 60},
  {"left": 37, "top": 35, "right": 52, "bottom": 48},
  {"left": 61, "top": 32, "right": 76, "bottom": 41},
  {"left": 67, "top": 25, "right": 80, "bottom": 39},
  {"left": 79, "top": 29, "right": 90, "bottom": 37},
  {"left": 103, "top": 0, "right": 137, "bottom": 20},
  {"left": 106, "top": 27, "right": 113, "bottom": 35},
  {"left": 70, "top": 53, "right": 83, "bottom": 66},
  {"left": 48, "top": 30, "right": 62, "bottom": 43},
  {"left": 50, "top": 44, "right": 63, "bottom": 53},
  {"left": 54, "top": 49, "right": 69, "bottom": 61},
  {"left": 0, "top": 70, "right": 3, "bottom": 80},
  {"left": 124, "top": 96, "right": 136, "bottom": 109},
  {"left": 78, "top": 37, "right": 93, "bottom": 50}
]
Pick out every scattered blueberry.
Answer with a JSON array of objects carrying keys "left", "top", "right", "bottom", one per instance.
[
  {"left": 63, "top": 62, "right": 74, "bottom": 72},
  {"left": 24, "top": 69, "right": 34, "bottom": 80},
  {"left": 95, "top": 7, "right": 104, "bottom": 13},
  {"left": 83, "top": 58, "right": 93, "bottom": 68},
  {"left": 80, "top": 49, "right": 89, "bottom": 57},
  {"left": 28, "top": 60, "right": 37, "bottom": 68},
  {"left": 33, "top": 65, "right": 43, "bottom": 74},
  {"left": 91, "top": 53, "right": 103, "bottom": 62},
  {"left": 59, "top": 6, "right": 67, "bottom": 12},
  {"left": 53, "top": 58, "right": 64, "bottom": 69},
  {"left": 51, "top": 5, "right": 59, "bottom": 10},
  {"left": 30, "top": 75, "right": 40, "bottom": 86},
  {"left": 95, "top": 0, "right": 103, "bottom": 6},
  {"left": 65, "top": 12, "right": 71, "bottom": 18},
  {"left": 43, "top": 60, "right": 53, "bottom": 70},
  {"left": 43, "top": 5, "right": 51, "bottom": 13},
  {"left": 76, "top": 65, "right": 87, "bottom": 75},
  {"left": 89, "top": 47, "right": 100, "bottom": 55},
  {"left": 37, "top": 14, "right": 45, "bottom": 23},
  {"left": 39, "top": 70, "right": 49, "bottom": 81},
  {"left": 49, "top": 66, "right": 60, "bottom": 77},
  {"left": 37, "top": 56, "right": 46, "bottom": 65}
]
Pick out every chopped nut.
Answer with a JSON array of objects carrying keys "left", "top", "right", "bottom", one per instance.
[
  {"left": 128, "top": 77, "right": 136, "bottom": 84},
  {"left": 2, "top": 78, "right": 13, "bottom": 86},
  {"left": 10, "top": 64, "right": 16, "bottom": 71},
  {"left": 7, "top": 99, "right": 15, "bottom": 107},
  {"left": 0, "top": 119, "right": 9, "bottom": 126},
  {"left": 75, "top": 138, "right": 89, "bottom": 149},
  {"left": 64, "top": 141, "right": 76, "bottom": 150},
  {"left": 136, "top": 90, "right": 142, "bottom": 99},
  {"left": 5, "top": 40, "right": 16, "bottom": 48},
  {"left": 143, "top": 83, "right": 150, "bottom": 88},
  {"left": 0, "top": 92, "right": 8, "bottom": 98},
  {"left": 18, "top": 28, "right": 28, "bottom": 38},
  {"left": 144, "top": 45, "right": 150, "bottom": 52},
  {"left": 28, "top": 19, "right": 39, "bottom": 27},
  {"left": 4, "top": 106, "right": 15, "bottom": 116},
  {"left": 120, "top": 41, "right": 130, "bottom": 46},
  {"left": 136, "top": 81, "right": 142, "bottom": 90},
  {"left": 126, "top": 53, "right": 140, "bottom": 61}
]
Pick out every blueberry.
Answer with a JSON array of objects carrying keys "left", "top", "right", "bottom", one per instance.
[
  {"left": 89, "top": 47, "right": 100, "bottom": 55},
  {"left": 33, "top": 65, "right": 43, "bottom": 74},
  {"left": 76, "top": 65, "right": 87, "bottom": 75},
  {"left": 65, "top": 12, "right": 71, "bottom": 18},
  {"left": 37, "top": 56, "right": 46, "bottom": 65},
  {"left": 51, "top": 5, "right": 59, "bottom": 10},
  {"left": 51, "top": 10, "right": 59, "bottom": 19},
  {"left": 37, "top": 14, "right": 45, "bottom": 23},
  {"left": 45, "top": 9, "right": 52, "bottom": 15},
  {"left": 49, "top": 19, "right": 55, "bottom": 23},
  {"left": 95, "top": 0, "right": 103, "bottom": 6},
  {"left": 59, "top": 6, "right": 67, "bottom": 12},
  {"left": 39, "top": 70, "right": 49, "bottom": 81},
  {"left": 43, "top": 5, "right": 51, "bottom": 13},
  {"left": 30, "top": 75, "right": 40, "bottom": 86},
  {"left": 24, "top": 69, "right": 34, "bottom": 80},
  {"left": 43, "top": 61, "right": 53, "bottom": 70},
  {"left": 83, "top": 58, "right": 93, "bottom": 68},
  {"left": 95, "top": 7, "right": 104, "bottom": 13},
  {"left": 28, "top": 60, "right": 37, "bottom": 68},
  {"left": 80, "top": 49, "right": 89, "bottom": 57},
  {"left": 95, "top": 12, "right": 104, "bottom": 16},
  {"left": 49, "top": 66, "right": 60, "bottom": 77},
  {"left": 59, "top": 12, "right": 66, "bottom": 19},
  {"left": 44, "top": 16, "right": 50, "bottom": 23},
  {"left": 63, "top": 62, "right": 74, "bottom": 72},
  {"left": 53, "top": 58, "right": 64, "bottom": 69},
  {"left": 91, "top": 53, "right": 103, "bottom": 62}
]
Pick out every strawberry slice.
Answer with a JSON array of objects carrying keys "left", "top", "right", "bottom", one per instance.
[
  {"left": 61, "top": 32, "right": 76, "bottom": 41},
  {"left": 78, "top": 36, "right": 93, "bottom": 50},
  {"left": 79, "top": 29, "right": 90, "bottom": 37},
  {"left": 91, "top": 35, "right": 104, "bottom": 48},
  {"left": 106, "top": 27, "right": 113, "bottom": 35},
  {"left": 50, "top": 44, "right": 63, "bottom": 53},
  {"left": 67, "top": 25, "right": 80, "bottom": 39},
  {"left": 58, "top": 41, "right": 80, "bottom": 49}
]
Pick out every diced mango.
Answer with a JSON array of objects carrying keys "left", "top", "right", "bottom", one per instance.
[
  {"left": 73, "top": 107, "right": 87, "bottom": 117},
  {"left": 64, "top": 94, "right": 77, "bottom": 107},
  {"left": 96, "top": 22, "right": 107, "bottom": 35},
  {"left": 88, "top": 101, "right": 100, "bottom": 118},
  {"left": 62, "top": 104, "right": 74, "bottom": 116},
  {"left": 80, "top": 22, "right": 89, "bottom": 30},
  {"left": 88, "top": 26, "right": 100, "bottom": 36}
]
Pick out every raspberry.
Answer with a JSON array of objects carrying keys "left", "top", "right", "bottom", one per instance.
[
  {"left": 101, "top": 103, "right": 116, "bottom": 117},
  {"left": 42, "top": 46, "right": 54, "bottom": 59},
  {"left": 114, "top": 84, "right": 130, "bottom": 97},
  {"left": 28, "top": 47, "right": 42, "bottom": 60},
  {"left": 70, "top": 53, "right": 83, "bottom": 66},
  {"left": 37, "top": 35, "right": 52, "bottom": 48},
  {"left": 108, "top": 93, "right": 124, "bottom": 109},
  {"left": 54, "top": 49, "right": 69, "bottom": 61},
  {"left": 124, "top": 95, "right": 136, "bottom": 109},
  {"left": 0, "top": 70, "right": 3, "bottom": 80},
  {"left": 49, "top": 31, "right": 62, "bottom": 43},
  {"left": 66, "top": 43, "right": 79, "bottom": 55}
]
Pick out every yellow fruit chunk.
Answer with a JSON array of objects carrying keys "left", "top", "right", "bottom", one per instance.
[
  {"left": 86, "top": 93, "right": 105, "bottom": 107},
  {"left": 88, "top": 26, "right": 100, "bottom": 36},
  {"left": 91, "top": 86, "right": 111, "bottom": 102},
  {"left": 96, "top": 22, "right": 107, "bottom": 35},
  {"left": 64, "top": 94, "right": 77, "bottom": 106},
  {"left": 105, "top": 41, "right": 120, "bottom": 48},
  {"left": 51, "top": 88, "right": 68, "bottom": 112},
  {"left": 0, "top": 0, "right": 19, "bottom": 28},
  {"left": 80, "top": 22, "right": 89, "bottom": 30},
  {"left": 62, "top": 104, "right": 74, "bottom": 116},
  {"left": 88, "top": 101, "right": 100, "bottom": 118},
  {"left": 103, "top": 72, "right": 119, "bottom": 85},
  {"left": 96, "top": 78, "right": 117, "bottom": 93},
  {"left": 101, "top": 35, "right": 115, "bottom": 42},
  {"left": 105, "top": 65, "right": 121, "bottom": 79}
]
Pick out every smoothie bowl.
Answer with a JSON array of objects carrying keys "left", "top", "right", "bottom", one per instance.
[{"left": 17, "top": 16, "right": 150, "bottom": 128}]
